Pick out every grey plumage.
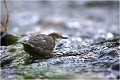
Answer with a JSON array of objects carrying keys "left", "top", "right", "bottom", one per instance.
[{"left": 22, "top": 33, "right": 68, "bottom": 59}]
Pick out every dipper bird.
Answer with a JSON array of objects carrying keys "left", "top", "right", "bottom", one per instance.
[{"left": 22, "top": 32, "right": 68, "bottom": 59}]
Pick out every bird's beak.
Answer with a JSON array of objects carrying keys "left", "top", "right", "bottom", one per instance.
[{"left": 62, "top": 36, "right": 68, "bottom": 39}]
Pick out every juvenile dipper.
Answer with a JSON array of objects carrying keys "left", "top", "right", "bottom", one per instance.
[{"left": 22, "top": 32, "right": 68, "bottom": 59}]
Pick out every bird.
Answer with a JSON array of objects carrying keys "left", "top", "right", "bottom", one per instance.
[{"left": 21, "top": 32, "right": 68, "bottom": 60}]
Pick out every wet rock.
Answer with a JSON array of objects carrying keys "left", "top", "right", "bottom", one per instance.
[
  {"left": 117, "top": 75, "right": 120, "bottom": 79},
  {"left": 86, "top": 1, "right": 119, "bottom": 8},
  {"left": 91, "top": 37, "right": 119, "bottom": 46},
  {"left": 0, "top": 53, "right": 14, "bottom": 67},
  {"left": 98, "top": 49, "right": 119, "bottom": 59},
  {"left": 106, "top": 49, "right": 119, "bottom": 57},
  {"left": 1, "top": 68, "right": 23, "bottom": 80},
  {"left": 0, "top": 46, "right": 14, "bottom": 67},
  {"left": 1, "top": 36, "right": 119, "bottom": 79},
  {"left": 91, "top": 61, "right": 111, "bottom": 68},
  {"left": 17, "top": 64, "right": 69, "bottom": 79},
  {"left": 111, "top": 62, "right": 120, "bottom": 71}
]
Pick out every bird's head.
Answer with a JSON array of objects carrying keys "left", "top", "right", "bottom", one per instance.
[{"left": 48, "top": 32, "right": 68, "bottom": 40}]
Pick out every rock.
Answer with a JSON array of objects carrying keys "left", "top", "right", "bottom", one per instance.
[
  {"left": 111, "top": 62, "right": 120, "bottom": 71},
  {"left": 0, "top": 51, "right": 14, "bottom": 67},
  {"left": 117, "top": 75, "right": 120, "bottom": 79},
  {"left": 98, "top": 49, "right": 118, "bottom": 59}
]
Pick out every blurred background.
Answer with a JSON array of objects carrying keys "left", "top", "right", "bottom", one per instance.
[{"left": 1, "top": 0, "right": 119, "bottom": 38}]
